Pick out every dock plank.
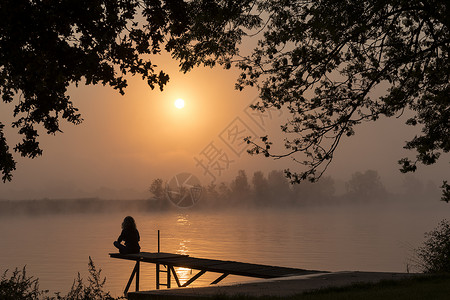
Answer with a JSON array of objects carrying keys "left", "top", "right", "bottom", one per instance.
[{"left": 110, "top": 252, "right": 325, "bottom": 279}]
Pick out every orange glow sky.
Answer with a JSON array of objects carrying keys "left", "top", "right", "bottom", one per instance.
[{"left": 0, "top": 51, "right": 448, "bottom": 200}]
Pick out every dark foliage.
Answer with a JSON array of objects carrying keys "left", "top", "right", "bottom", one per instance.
[
  {"left": 0, "top": 267, "right": 45, "bottom": 300},
  {"left": 415, "top": 219, "right": 450, "bottom": 273},
  {"left": 0, "top": 258, "right": 122, "bottom": 300},
  {"left": 0, "top": 0, "right": 260, "bottom": 182},
  {"left": 234, "top": 0, "right": 449, "bottom": 201},
  {"left": 58, "top": 257, "right": 118, "bottom": 300}
]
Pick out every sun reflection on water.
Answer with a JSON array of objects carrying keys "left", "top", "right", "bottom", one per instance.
[
  {"left": 175, "top": 214, "right": 192, "bottom": 285},
  {"left": 174, "top": 240, "right": 192, "bottom": 284},
  {"left": 176, "top": 214, "right": 191, "bottom": 226}
]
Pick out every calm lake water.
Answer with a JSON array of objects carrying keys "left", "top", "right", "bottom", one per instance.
[{"left": 1, "top": 200, "right": 449, "bottom": 297}]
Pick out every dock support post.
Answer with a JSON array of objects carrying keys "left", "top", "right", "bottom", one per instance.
[
  {"left": 170, "top": 266, "right": 181, "bottom": 287},
  {"left": 156, "top": 263, "right": 160, "bottom": 289},
  {"left": 166, "top": 265, "right": 171, "bottom": 288},
  {"left": 124, "top": 260, "right": 140, "bottom": 296},
  {"left": 181, "top": 270, "right": 206, "bottom": 287},
  {"left": 136, "top": 261, "right": 140, "bottom": 291},
  {"left": 211, "top": 273, "right": 229, "bottom": 284}
]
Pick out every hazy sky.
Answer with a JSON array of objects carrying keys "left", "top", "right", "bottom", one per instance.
[{"left": 0, "top": 51, "right": 448, "bottom": 200}]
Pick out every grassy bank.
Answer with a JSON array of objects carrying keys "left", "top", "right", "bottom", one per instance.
[{"left": 212, "top": 274, "right": 450, "bottom": 300}]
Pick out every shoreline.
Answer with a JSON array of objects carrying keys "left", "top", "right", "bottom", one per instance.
[{"left": 127, "top": 271, "right": 419, "bottom": 299}]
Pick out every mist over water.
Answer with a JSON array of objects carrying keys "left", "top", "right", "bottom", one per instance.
[{"left": 1, "top": 199, "right": 449, "bottom": 297}]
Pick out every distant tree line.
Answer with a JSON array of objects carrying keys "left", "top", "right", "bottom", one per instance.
[
  {"left": 0, "top": 169, "right": 439, "bottom": 216},
  {"left": 149, "top": 169, "right": 441, "bottom": 209}
]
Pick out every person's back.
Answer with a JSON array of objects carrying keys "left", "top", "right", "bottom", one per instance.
[
  {"left": 118, "top": 226, "right": 140, "bottom": 253},
  {"left": 114, "top": 216, "right": 141, "bottom": 254}
]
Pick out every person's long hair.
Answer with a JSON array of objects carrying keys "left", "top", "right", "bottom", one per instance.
[{"left": 122, "top": 216, "right": 137, "bottom": 231}]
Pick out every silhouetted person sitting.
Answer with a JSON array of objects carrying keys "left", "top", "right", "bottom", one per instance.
[{"left": 113, "top": 216, "right": 141, "bottom": 254}]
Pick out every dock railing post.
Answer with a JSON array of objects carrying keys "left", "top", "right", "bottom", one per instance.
[{"left": 156, "top": 230, "right": 160, "bottom": 289}]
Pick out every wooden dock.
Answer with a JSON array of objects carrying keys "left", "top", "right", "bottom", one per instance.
[{"left": 110, "top": 252, "right": 325, "bottom": 296}]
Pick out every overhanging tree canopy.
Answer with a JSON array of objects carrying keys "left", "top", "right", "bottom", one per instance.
[
  {"left": 232, "top": 0, "right": 449, "bottom": 201},
  {"left": 0, "top": 0, "right": 258, "bottom": 182}
]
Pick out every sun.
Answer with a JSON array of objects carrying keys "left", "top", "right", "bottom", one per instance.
[{"left": 174, "top": 98, "right": 185, "bottom": 109}]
